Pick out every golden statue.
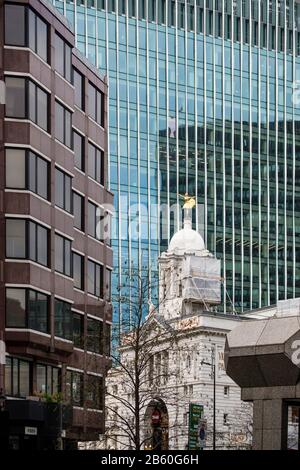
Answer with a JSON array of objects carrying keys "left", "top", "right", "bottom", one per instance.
[{"left": 179, "top": 193, "right": 196, "bottom": 209}]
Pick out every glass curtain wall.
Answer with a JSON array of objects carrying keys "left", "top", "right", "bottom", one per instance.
[{"left": 52, "top": 0, "right": 300, "bottom": 325}]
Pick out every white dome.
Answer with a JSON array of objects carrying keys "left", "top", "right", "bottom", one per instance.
[{"left": 168, "top": 225, "right": 205, "bottom": 254}]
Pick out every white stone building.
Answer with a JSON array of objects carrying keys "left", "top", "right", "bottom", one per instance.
[{"left": 103, "top": 208, "right": 252, "bottom": 450}]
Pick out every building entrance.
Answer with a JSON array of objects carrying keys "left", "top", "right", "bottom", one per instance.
[{"left": 144, "top": 398, "right": 169, "bottom": 451}]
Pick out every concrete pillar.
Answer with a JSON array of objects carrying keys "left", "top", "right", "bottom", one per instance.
[{"left": 252, "top": 399, "right": 288, "bottom": 450}]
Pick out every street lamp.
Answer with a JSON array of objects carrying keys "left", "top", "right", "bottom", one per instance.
[{"left": 201, "top": 356, "right": 216, "bottom": 451}]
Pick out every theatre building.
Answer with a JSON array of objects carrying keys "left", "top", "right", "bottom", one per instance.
[{"left": 0, "top": 0, "right": 113, "bottom": 449}]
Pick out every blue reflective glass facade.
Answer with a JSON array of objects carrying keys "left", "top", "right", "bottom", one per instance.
[{"left": 52, "top": 0, "right": 300, "bottom": 322}]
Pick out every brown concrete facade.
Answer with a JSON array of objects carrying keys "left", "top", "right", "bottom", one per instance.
[{"left": 0, "top": 0, "right": 113, "bottom": 445}]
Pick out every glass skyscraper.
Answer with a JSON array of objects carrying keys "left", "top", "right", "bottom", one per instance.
[{"left": 52, "top": 0, "right": 300, "bottom": 322}]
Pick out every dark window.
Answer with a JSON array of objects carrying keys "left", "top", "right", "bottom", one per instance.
[
  {"left": 55, "top": 34, "right": 72, "bottom": 82},
  {"left": 104, "top": 322, "right": 111, "bottom": 356},
  {"left": 73, "top": 312, "right": 84, "bottom": 349},
  {"left": 66, "top": 370, "right": 83, "bottom": 406},
  {"left": 6, "top": 288, "right": 49, "bottom": 333},
  {"left": 74, "top": 69, "right": 85, "bottom": 110},
  {"left": 73, "top": 192, "right": 85, "bottom": 231},
  {"left": 6, "top": 219, "right": 49, "bottom": 267},
  {"left": 4, "top": 4, "right": 26, "bottom": 46},
  {"left": 73, "top": 252, "right": 84, "bottom": 290},
  {"left": 28, "top": 9, "right": 48, "bottom": 62},
  {"left": 88, "top": 142, "right": 104, "bottom": 185},
  {"left": 88, "top": 259, "right": 104, "bottom": 298},
  {"left": 55, "top": 168, "right": 72, "bottom": 213},
  {"left": 36, "top": 364, "right": 60, "bottom": 395},
  {"left": 54, "top": 299, "right": 72, "bottom": 340},
  {"left": 88, "top": 82, "right": 104, "bottom": 126},
  {"left": 87, "top": 318, "right": 103, "bottom": 354},
  {"left": 106, "top": 268, "right": 112, "bottom": 301},
  {"left": 5, "top": 357, "right": 31, "bottom": 398},
  {"left": 5, "top": 77, "right": 49, "bottom": 131},
  {"left": 73, "top": 131, "right": 85, "bottom": 171},
  {"left": 55, "top": 101, "right": 72, "bottom": 148},
  {"left": 55, "top": 234, "right": 72, "bottom": 277},
  {"left": 5, "top": 5, "right": 49, "bottom": 62},
  {"left": 86, "top": 375, "right": 104, "bottom": 410},
  {"left": 6, "top": 148, "right": 49, "bottom": 200}
]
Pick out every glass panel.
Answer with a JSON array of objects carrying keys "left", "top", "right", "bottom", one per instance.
[
  {"left": 88, "top": 83, "right": 96, "bottom": 120},
  {"left": 73, "top": 253, "right": 83, "bottom": 290},
  {"left": 55, "top": 235, "right": 64, "bottom": 273},
  {"left": 29, "top": 151, "right": 37, "bottom": 193},
  {"left": 6, "top": 219, "right": 26, "bottom": 258},
  {"left": 36, "top": 16, "right": 48, "bottom": 62},
  {"left": 74, "top": 132, "right": 84, "bottom": 171},
  {"left": 13, "top": 358, "right": 18, "bottom": 395},
  {"left": 37, "top": 225, "right": 48, "bottom": 266},
  {"left": 37, "top": 87, "right": 48, "bottom": 131},
  {"left": 37, "top": 157, "right": 48, "bottom": 199},
  {"left": 5, "top": 77, "right": 26, "bottom": 118},
  {"left": 65, "top": 174, "right": 72, "bottom": 213},
  {"left": 55, "top": 168, "right": 64, "bottom": 209},
  {"left": 5, "top": 357, "right": 12, "bottom": 396},
  {"left": 65, "top": 108, "right": 72, "bottom": 148},
  {"left": 88, "top": 260, "right": 94, "bottom": 295},
  {"left": 74, "top": 192, "right": 84, "bottom": 231},
  {"left": 5, "top": 149, "right": 26, "bottom": 189},
  {"left": 6, "top": 288, "right": 26, "bottom": 328},
  {"left": 28, "top": 290, "right": 48, "bottom": 333},
  {"left": 88, "top": 143, "right": 95, "bottom": 179},
  {"left": 73, "top": 312, "right": 83, "bottom": 348},
  {"left": 65, "top": 239, "right": 72, "bottom": 277},
  {"left": 36, "top": 364, "right": 47, "bottom": 394},
  {"left": 74, "top": 69, "right": 84, "bottom": 109},
  {"left": 29, "top": 81, "right": 37, "bottom": 123},
  {"left": 28, "top": 9, "right": 36, "bottom": 52},
  {"left": 55, "top": 34, "right": 64, "bottom": 76},
  {"left": 88, "top": 202, "right": 96, "bottom": 237},
  {"left": 29, "top": 221, "right": 37, "bottom": 261},
  {"left": 65, "top": 44, "right": 72, "bottom": 82},
  {"left": 52, "top": 367, "right": 59, "bottom": 394},
  {"left": 55, "top": 102, "right": 64, "bottom": 143},
  {"left": 5, "top": 5, "right": 26, "bottom": 46},
  {"left": 19, "top": 360, "right": 30, "bottom": 397}
]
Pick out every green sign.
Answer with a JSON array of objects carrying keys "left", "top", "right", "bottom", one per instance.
[{"left": 188, "top": 403, "right": 204, "bottom": 450}]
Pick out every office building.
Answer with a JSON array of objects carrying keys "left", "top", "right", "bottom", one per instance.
[{"left": 0, "top": 0, "right": 113, "bottom": 449}]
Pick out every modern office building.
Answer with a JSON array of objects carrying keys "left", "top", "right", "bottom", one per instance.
[
  {"left": 52, "top": 0, "right": 300, "bottom": 320},
  {"left": 0, "top": 0, "right": 113, "bottom": 449}
]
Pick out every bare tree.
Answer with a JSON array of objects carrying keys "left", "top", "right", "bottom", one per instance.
[{"left": 103, "top": 266, "right": 191, "bottom": 450}]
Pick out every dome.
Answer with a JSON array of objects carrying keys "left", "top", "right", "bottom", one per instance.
[{"left": 168, "top": 223, "right": 206, "bottom": 255}]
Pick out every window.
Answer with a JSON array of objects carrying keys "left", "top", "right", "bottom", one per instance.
[
  {"left": 74, "top": 69, "right": 85, "bottom": 110},
  {"left": 88, "top": 82, "right": 104, "bottom": 126},
  {"left": 87, "top": 318, "right": 103, "bottom": 354},
  {"left": 6, "top": 288, "right": 49, "bottom": 333},
  {"left": 6, "top": 219, "right": 49, "bottom": 267},
  {"left": 224, "top": 386, "right": 230, "bottom": 396},
  {"left": 106, "top": 268, "right": 112, "bottom": 301},
  {"left": 88, "top": 142, "right": 104, "bottom": 185},
  {"left": 5, "top": 77, "right": 49, "bottom": 132},
  {"left": 66, "top": 370, "right": 83, "bottom": 406},
  {"left": 73, "top": 192, "right": 84, "bottom": 231},
  {"left": 5, "top": 357, "right": 31, "bottom": 398},
  {"left": 86, "top": 375, "right": 104, "bottom": 410},
  {"left": 55, "top": 101, "right": 72, "bottom": 148},
  {"left": 55, "top": 234, "right": 72, "bottom": 277},
  {"left": 55, "top": 34, "right": 72, "bottom": 82},
  {"left": 36, "top": 364, "right": 60, "bottom": 395},
  {"left": 28, "top": 9, "right": 48, "bottom": 62},
  {"left": 73, "top": 312, "right": 84, "bottom": 349},
  {"left": 6, "top": 148, "right": 49, "bottom": 200},
  {"left": 73, "top": 252, "right": 84, "bottom": 290},
  {"left": 88, "top": 201, "right": 104, "bottom": 241},
  {"left": 73, "top": 131, "right": 85, "bottom": 171},
  {"left": 54, "top": 299, "right": 72, "bottom": 340},
  {"left": 223, "top": 413, "right": 228, "bottom": 425},
  {"left": 88, "top": 259, "right": 104, "bottom": 298},
  {"left": 5, "top": 5, "right": 49, "bottom": 62},
  {"left": 55, "top": 168, "right": 72, "bottom": 213},
  {"left": 104, "top": 322, "right": 111, "bottom": 356}
]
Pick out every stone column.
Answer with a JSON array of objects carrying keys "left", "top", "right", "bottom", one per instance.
[{"left": 252, "top": 399, "right": 288, "bottom": 450}]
